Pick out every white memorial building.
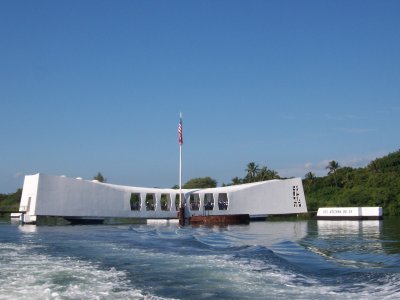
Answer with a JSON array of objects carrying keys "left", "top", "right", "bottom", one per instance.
[{"left": 19, "top": 173, "right": 308, "bottom": 224}]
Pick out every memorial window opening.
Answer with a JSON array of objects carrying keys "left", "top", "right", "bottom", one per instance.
[
  {"left": 130, "top": 193, "right": 141, "bottom": 211},
  {"left": 218, "top": 193, "right": 229, "bottom": 210}
]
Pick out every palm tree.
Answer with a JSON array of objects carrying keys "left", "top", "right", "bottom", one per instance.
[
  {"left": 269, "top": 170, "right": 279, "bottom": 179},
  {"left": 305, "top": 171, "right": 316, "bottom": 181},
  {"left": 231, "top": 177, "right": 242, "bottom": 185},
  {"left": 257, "top": 167, "right": 270, "bottom": 181},
  {"left": 245, "top": 162, "right": 260, "bottom": 182},
  {"left": 326, "top": 160, "right": 340, "bottom": 174},
  {"left": 304, "top": 171, "right": 316, "bottom": 192},
  {"left": 93, "top": 172, "right": 106, "bottom": 183},
  {"left": 326, "top": 161, "right": 340, "bottom": 187}
]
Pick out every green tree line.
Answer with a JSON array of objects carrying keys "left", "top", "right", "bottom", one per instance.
[
  {"left": 174, "top": 162, "right": 280, "bottom": 189},
  {"left": 226, "top": 162, "right": 280, "bottom": 185},
  {"left": 0, "top": 189, "right": 22, "bottom": 212},
  {"left": 304, "top": 150, "right": 400, "bottom": 216}
]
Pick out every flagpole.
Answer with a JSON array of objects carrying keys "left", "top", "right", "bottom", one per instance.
[
  {"left": 178, "top": 112, "right": 183, "bottom": 210},
  {"left": 179, "top": 141, "right": 182, "bottom": 207}
]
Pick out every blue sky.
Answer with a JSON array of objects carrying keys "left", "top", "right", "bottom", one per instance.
[{"left": 1, "top": 0, "right": 399, "bottom": 193}]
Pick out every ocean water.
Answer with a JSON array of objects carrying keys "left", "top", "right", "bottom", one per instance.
[{"left": 1, "top": 218, "right": 400, "bottom": 299}]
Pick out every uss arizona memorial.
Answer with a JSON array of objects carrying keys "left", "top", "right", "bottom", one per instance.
[{"left": 19, "top": 173, "right": 308, "bottom": 224}]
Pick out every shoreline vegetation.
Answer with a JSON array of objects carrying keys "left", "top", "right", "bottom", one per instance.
[
  {"left": 303, "top": 150, "right": 400, "bottom": 216},
  {"left": 1, "top": 150, "right": 399, "bottom": 216}
]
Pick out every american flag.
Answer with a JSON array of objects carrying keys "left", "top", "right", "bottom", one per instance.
[{"left": 178, "top": 113, "right": 183, "bottom": 145}]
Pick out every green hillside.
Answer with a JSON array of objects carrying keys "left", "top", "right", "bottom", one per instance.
[
  {"left": 0, "top": 189, "right": 22, "bottom": 212},
  {"left": 304, "top": 150, "right": 400, "bottom": 216}
]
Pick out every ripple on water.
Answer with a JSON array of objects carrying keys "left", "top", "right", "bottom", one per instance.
[
  {"left": 0, "top": 242, "right": 175, "bottom": 300},
  {"left": 2, "top": 222, "right": 400, "bottom": 300}
]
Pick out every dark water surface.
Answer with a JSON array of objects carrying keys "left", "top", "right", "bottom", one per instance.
[{"left": 1, "top": 218, "right": 400, "bottom": 299}]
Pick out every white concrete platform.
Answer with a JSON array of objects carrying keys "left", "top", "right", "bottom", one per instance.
[{"left": 316, "top": 207, "right": 383, "bottom": 220}]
